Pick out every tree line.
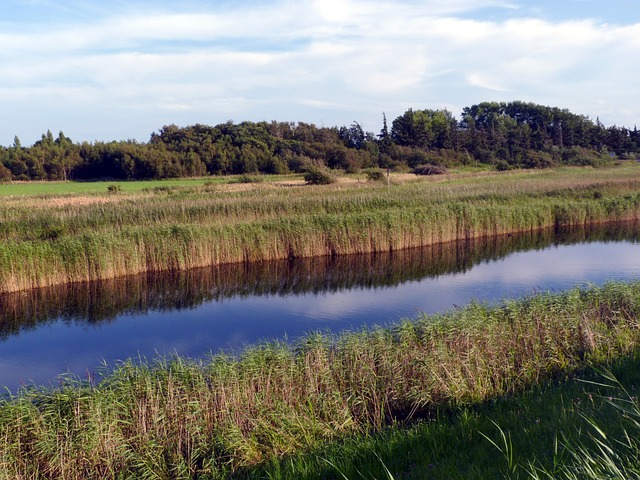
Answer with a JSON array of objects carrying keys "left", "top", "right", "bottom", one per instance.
[{"left": 1, "top": 101, "right": 639, "bottom": 181}]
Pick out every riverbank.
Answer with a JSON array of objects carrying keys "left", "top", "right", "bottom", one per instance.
[
  {"left": 0, "top": 281, "right": 639, "bottom": 478},
  {"left": 2, "top": 165, "right": 640, "bottom": 294}
]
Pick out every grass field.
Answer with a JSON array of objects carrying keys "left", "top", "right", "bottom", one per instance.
[
  {"left": 0, "top": 173, "right": 312, "bottom": 196},
  {"left": 0, "top": 178, "right": 204, "bottom": 196},
  {"left": 2, "top": 165, "right": 640, "bottom": 294}
]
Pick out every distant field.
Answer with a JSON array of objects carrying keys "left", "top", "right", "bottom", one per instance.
[{"left": 0, "top": 176, "right": 257, "bottom": 196}]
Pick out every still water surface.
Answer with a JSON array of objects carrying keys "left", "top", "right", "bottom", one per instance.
[{"left": 0, "top": 224, "right": 639, "bottom": 391}]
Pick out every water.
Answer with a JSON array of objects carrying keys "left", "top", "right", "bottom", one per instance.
[{"left": 0, "top": 223, "right": 639, "bottom": 391}]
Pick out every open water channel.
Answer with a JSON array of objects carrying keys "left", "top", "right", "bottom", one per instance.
[{"left": 0, "top": 223, "right": 639, "bottom": 391}]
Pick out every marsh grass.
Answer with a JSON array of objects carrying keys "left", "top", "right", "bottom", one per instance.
[
  {"left": 3, "top": 222, "right": 637, "bottom": 340},
  {"left": 2, "top": 165, "right": 640, "bottom": 293},
  {"left": 1, "top": 281, "right": 640, "bottom": 478},
  {"left": 242, "top": 355, "right": 640, "bottom": 480}
]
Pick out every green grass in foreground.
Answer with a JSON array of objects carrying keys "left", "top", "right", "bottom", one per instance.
[
  {"left": 1, "top": 281, "right": 640, "bottom": 479},
  {"left": 240, "top": 355, "right": 640, "bottom": 480}
]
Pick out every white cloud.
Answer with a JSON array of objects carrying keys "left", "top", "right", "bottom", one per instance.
[
  {"left": 0, "top": 0, "right": 639, "bottom": 144},
  {"left": 466, "top": 73, "right": 510, "bottom": 92}
]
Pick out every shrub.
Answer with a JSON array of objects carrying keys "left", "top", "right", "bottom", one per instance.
[
  {"left": 561, "top": 146, "right": 608, "bottom": 167},
  {"left": 303, "top": 164, "right": 337, "bottom": 185},
  {"left": 495, "top": 160, "right": 510, "bottom": 171},
  {"left": 365, "top": 169, "right": 385, "bottom": 181},
  {"left": 523, "top": 150, "right": 554, "bottom": 169},
  {"left": 413, "top": 164, "right": 447, "bottom": 176},
  {"left": 234, "top": 174, "right": 264, "bottom": 184}
]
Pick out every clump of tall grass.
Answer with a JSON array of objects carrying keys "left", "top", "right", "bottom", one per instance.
[
  {"left": 524, "top": 371, "right": 640, "bottom": 480},
  {"left": 0, "top": 282, "right": 639, "bottom": 478}
]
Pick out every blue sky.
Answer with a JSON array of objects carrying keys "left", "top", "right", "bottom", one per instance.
[{"left": 1, "top": 0, "right": 639, "bottom": 145}]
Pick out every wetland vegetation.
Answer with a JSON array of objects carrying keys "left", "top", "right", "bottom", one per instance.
[
  {"left": 3, "top": 164, "right": 640, "bottom": 293},
  {"left": 4, "top": 221, "right": 638, "bottom": 338},
  {"left": 2, "top": 156, "right": 640, "bottom": 477}
]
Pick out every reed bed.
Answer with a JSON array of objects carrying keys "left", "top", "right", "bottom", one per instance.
[
  {"left": 2, "top": 165, "right": 640, "bottom": 293},
  {"left": 0, "top": 281, "right": 639, "bottom": 478},
  {"left": 242, "top": 355, "right": 640, "bottom": 479}
]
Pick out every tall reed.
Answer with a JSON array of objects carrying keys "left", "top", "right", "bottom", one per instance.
[{"left": 3, "top": 222, "right": 636, "bottom": 337}]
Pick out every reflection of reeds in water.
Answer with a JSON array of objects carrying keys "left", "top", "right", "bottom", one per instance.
[{"left": 1, "top": 222, "right": 637, "bottom": 339}]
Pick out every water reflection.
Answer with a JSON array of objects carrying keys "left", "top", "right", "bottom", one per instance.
[{"left": 0, "top": 222, "right": 638, "bottom": 390}]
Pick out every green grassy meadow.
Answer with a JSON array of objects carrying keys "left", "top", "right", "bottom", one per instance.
[
  {"left": 0, "top": 178, "right": 209, "bottom": 196},
  {"left": 0, "top": 175, "right": 304, "bottom": 196}
]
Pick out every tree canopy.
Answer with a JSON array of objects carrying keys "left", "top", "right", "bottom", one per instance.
[{"left": 1, "top": 101, "right": 639, "bottom": 181}]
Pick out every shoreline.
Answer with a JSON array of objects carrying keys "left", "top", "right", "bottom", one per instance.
[{"left": 2, "top": 215, "right": 640, "bottom": 296}]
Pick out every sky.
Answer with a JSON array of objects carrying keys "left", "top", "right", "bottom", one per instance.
[{"left": 1, "top": 0, "right": 639, "bottom": 146}]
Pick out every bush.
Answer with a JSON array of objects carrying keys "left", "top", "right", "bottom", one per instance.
[
  {"left": 413, "top": 164, "right": 447, "bottom": 176},
  {"left": 523, "top": 150, "right": 554, "bottom": 169},
  {"left": 365, "top": 169, "right": 385, "bottom": 181},
  {"left": 561, "top": 146, "right": 608, "bottom": 167},
  {"left": 234, "top": 174, "right": 264, "bottom": 184},
  {"left": 0, "top": 163, "right": 12, "bottom": 182},
  {"left": 495, "top": 160, "right": 510, "bottom": 171},
  {"left": 303, "top": 164, "right": 337, "bottom": 185}
]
